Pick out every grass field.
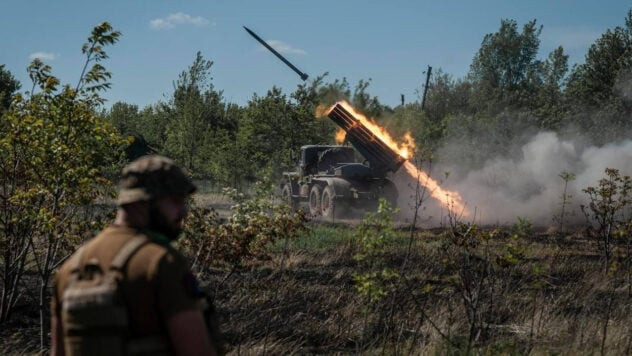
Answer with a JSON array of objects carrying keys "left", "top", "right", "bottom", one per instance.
[
  {"left": 201, "top": 223, "right": 632, "bottom": 354},
  {"left": 3, "top": 213, "right": 631, "bottom": 354}
]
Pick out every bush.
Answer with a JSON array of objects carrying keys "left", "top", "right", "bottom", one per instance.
[
  {"left": 581, "top": 168, "right": 632, "bottom": 272},
  {"left": 180, "top": 182, "right": 307, "bottom": 273}
]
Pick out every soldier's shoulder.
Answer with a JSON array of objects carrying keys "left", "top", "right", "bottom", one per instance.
[
  {"left": 132, "top": 239, "right": 171, "bottom": 265},
  {"left": 128, "top": 234, "right": 189, "bottom": 278},
  {"left": 56, "top": 226, "right": 131, "bottom": 273}
]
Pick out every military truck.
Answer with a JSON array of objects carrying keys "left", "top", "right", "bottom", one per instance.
[{"left": 280, "top": 103, "right": 407, "bottom": 219}]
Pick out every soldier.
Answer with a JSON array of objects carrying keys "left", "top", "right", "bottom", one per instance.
[{"left": 51, "top": 155, "right": 220, "bottom": 356}]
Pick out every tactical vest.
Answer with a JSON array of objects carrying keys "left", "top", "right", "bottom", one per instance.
[{"left": 61, "top": 236, "right": 170, "bottom": 356}]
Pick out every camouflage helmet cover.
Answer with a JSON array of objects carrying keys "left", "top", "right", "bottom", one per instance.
[{"left": 117, "top": 155, "right": 196, "bottom": 205}]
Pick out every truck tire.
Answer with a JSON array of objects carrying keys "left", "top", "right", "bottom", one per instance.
[
  {"left": 309, "top": 185, "right": 322, "bottom": 217},
  {"left": 281, "top": 183, "right": 298, "bottom": 211},
  {"left": 321, "top": 185, "right": 347, "bottom": 220}
]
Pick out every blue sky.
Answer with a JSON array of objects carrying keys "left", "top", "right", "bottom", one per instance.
[{"left": 1, "top": 0, "right": 630, "bottom": 109}]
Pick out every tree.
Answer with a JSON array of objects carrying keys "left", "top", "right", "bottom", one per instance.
[
  {"left": 352, "top": 79, "right": 384, "bottom": 118},
  {"left": 106, "top": 102, "right": 153, "bottom": 159},
  {"left": 469, "top": 19, "right": 542, "bottom": 111},
  {"left": 0, "top": 22, "right": 126, "bottom": 351},
  {"left": 137, "top": 104, "right": 170, "bottom": 152},
  {"left": 237, "top": 85, "right": 331, "bottom": 183},
  {"left": 293, "top": 73, "right": 352, "bottom": 108},
  {"left": 238, "top": 88, "right": 298, "bottom": 180},
  {"left": 107, "top": 101, "right": 141, "bottom": 135},
  {"left": 0, "top": 65, "right": 20, "bottom": 115},
  {"left": 532, "top": 46, "right": 569, "bottom": 129},
  {"left": 562, "top": 10, "right": 632, "bottom": 143},
  {"left": 566, "top": 10, "right": 632, "bottom": 107},
  {"left": 163, "top": 51, "right": 230, "bottom": 176}
]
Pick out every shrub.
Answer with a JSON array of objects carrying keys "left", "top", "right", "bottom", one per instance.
[
  {"left": 180, "top": 182, "right": 307, "bottom": 273},
  {"left": 581, "top": 168, "right": 632, "bottom": 272}
]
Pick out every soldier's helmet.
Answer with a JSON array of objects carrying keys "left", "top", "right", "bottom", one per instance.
[{"left": 117, "top": 155, "right": 196, "bottom": 205}]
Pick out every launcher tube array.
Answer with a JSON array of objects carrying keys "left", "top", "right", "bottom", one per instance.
[{"left": 327, "top": 103, "right": 406, "bottom": 175}]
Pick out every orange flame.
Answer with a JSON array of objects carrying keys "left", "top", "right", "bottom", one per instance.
[
  {"left": 403, "top": 161, "right": 469, "bottom": 216},
  {"left": 329, "top": 101, "right": 416, "bottom": 159},
  {"left": 318, "top": 100, "right": 469, "bottom": 215},
  {"left": 315, "top": 104, "right": 330, "bottom": 118},
  {"left": 335, "top": 128, "right": 346, "bottom": 144}
]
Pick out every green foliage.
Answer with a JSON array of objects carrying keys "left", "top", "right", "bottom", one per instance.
[
  {"left": 238, "top": 86, "right": 327, "bottom": 182},
  {"left": 107, "top": 101, "right": 142, "bottom": 136},
  {"left": 0, "top": 65, "right": 20, "bottom": 115},
  {"left": 469, "top": 19, "right": 543, "bottom": 111},
  {"left": 512, "top": 216, "right": 533, "bottom": 237},
  {"left": 532, "top": 46, "right": 570, "bottom": 129},
  {"left": 352, "top": 79, "right": 385, "bottom": 118},
  {"left": 352, "top": 199, "right": 400, "bottom": 303},
  {"left": 268, "top": 225, "right": 356, "bottom": 252},
  {"left": 425, "top": 69, "right": 472, "bottom": 121},
  {"left": 567, "top": 10, "right": 632, "bottom": 107},
  {"left": 163, "top": 51, "right": 231, "bottom": 175},
  {"left": 403, "top": 17, "right": 569, "bottom": 168},
  {"left": 354, "top": 198, "right": 399, "bottom": 261},
  {"left": 354, "top": 269, "right": 399, "bottom": 304},
  {"left": 77, "top": 22, "right": 121, "bottom": 102},
  {"left": 564, "top": 10, "right": 632, "bottom": 143},
  {"left": 582, "top": 168, "right": 632, "bottom": 271},
  {"left": 439, "top": 222, "right": 497, "bottom": 348},
  {"left": 180, "top": 182, "right": 307, "bottom": 270},
  {"left": 103, "top": 11, "right": 632, "bottom": 191},
  {"left": 106, "top": 102, "right": 153, "bottom": 159},
  {"left": 0, "top": 23, "right": 126, "bottom": 352},
  {"left": 437, "top": 217, "right": 532, "bottom": 350},
  {"left": 497, "top": 218, "right": 530, "bottom": 267},
  {"left": 293, "top": 74, "right": 351, "bottom": 108}
]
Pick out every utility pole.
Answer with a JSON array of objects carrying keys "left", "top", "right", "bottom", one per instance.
[
  {"left": 421, "top": 65, "right": 432, "bottom": 110},
  {"left": 400, "top": 94, "right": 405, "bottom": 106}
]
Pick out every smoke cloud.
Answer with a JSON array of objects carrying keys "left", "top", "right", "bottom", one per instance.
[{"left": 396, "top": 132, "right": 632, "bottom": 226}]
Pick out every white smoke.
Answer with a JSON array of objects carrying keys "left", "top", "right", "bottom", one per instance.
[{"left": 396, "top": 132, "right": 632, "bottom": 226}]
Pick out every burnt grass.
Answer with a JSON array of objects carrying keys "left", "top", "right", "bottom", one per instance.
[{"left": 3, "top": 225, "right": 632, "bottom": 354}]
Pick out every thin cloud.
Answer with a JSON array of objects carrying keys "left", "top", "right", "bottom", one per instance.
[
  {"left": 262, "top": 40, "right": 306, "bottom": 55},
  {"left": 150, "top": 12, "right": 211, "bottom": 30},
  {"left": 29, "top": 52, "right": 57, "bottom": 60},
  {"left": 542, "top": 27, "right": 602, "bottom": 50}
]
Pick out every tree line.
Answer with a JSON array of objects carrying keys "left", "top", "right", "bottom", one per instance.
[
  {"left": 4, "top": 14, "right": 630, "bottom": 188},
  {"left": 99, "top": 12, "right": 632, "bottom": 186}
]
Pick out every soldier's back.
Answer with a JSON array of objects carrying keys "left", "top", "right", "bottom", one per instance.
[{"left": 52, "top": 225, "right": 199, "bottom": 355}]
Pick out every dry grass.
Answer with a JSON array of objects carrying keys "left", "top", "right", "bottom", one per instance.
[
  {"left": 204, "top": 226, "right": 632, "bottom": 355},
  {"left": 3, "top": 225, "right": 632, "bottom": 355}
]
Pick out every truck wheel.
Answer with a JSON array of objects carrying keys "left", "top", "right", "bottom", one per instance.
[
  {"left": 281, "top": 183, "right": 298, "bottom": 211},
  {"left": 321, "top": 185, "right": 347, "bottom": 219},
  {"left": 309, "top": 185, "right": 322, "bottom": 217}
]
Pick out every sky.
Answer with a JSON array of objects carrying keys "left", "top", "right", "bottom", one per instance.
[{"left": 1, "top": 0, "right": 631, "bottom": 109}]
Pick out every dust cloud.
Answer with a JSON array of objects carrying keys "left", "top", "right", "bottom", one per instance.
[{"left": 395, "top": 132, "right": 632, "bottom": 227}]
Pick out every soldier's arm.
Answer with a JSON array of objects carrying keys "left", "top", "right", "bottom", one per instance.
[
  {"left": 166, "top": 309, "right": 216, "bottom": 356},
  {"left": 156, "top": 251, "right": 217, "bottom": 355}
]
